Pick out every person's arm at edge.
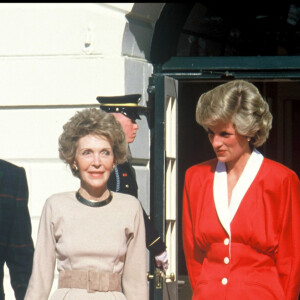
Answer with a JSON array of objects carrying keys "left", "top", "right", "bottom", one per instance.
[{"left": 6, "top": 167, "right": 34, "bottom": 300}]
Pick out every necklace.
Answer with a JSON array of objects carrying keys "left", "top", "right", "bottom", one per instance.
[{"left": 75, "top": 190, "right": 113, "bottom": 207}]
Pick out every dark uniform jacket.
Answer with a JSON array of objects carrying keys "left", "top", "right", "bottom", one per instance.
[
  {"left": 108, "top": 161, "right": 166, "bottom": 256},
  {"left": 0, "top": 160, "right": 34, "bottom": 300}
]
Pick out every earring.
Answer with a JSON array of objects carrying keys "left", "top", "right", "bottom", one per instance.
[
  {"left": 72, "top": 162, "right": 78, "bottom": 172},
  {"left": 247, "top": 137, "right": 251, "bottom": 142}
]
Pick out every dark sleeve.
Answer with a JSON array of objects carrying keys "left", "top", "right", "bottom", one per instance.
[
  {"left": 6, "top": 167, "right": 34, "bottom": 300},
  {"left": 143, "top": 209, "right": 166, "bottom": 256}
]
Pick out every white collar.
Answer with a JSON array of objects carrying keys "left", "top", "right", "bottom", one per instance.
[{"left": 213, "top": 149, "right": 264, "bottom": 237}]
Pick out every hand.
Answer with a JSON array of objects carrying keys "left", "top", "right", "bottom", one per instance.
[{"left": 155, "top": 250, "right": 169, "bottom": 272}]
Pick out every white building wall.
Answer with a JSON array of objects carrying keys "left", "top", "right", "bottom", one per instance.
[{"left": 0, "top": 3, "right": 164, "bottom": 298}]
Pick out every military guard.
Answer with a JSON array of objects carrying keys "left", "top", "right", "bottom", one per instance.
[{"left": 96, "top": 94, "right": 168, "bottom": 271}]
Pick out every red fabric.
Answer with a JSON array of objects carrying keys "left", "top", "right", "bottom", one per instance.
[{"left": 182, "top": 158, "right": 300, "bottom": 300}]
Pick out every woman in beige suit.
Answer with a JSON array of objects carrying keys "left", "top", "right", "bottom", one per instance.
[{"left": 25, "top": 108, "right": 148, "bottom": 300}]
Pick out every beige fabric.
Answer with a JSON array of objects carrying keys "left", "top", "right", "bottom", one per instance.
[
  {"left": 58, "top": 270, "right": 121, "bottom": 292},
  {"left": 24, "top": 191, "right": 148, "bottom": 300}
]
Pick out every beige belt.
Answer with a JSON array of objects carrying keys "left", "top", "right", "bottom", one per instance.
[{"left": 58, "top": 270, "right": 122, "bottom": 293}]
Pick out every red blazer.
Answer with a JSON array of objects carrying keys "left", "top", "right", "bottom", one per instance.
[{"left": 182, "top": 157, "right": 300, "bottom": 300}]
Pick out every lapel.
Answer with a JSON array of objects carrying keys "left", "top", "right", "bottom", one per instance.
[{"left": 213, "top": 149, "right": 264, "bottom": 237}]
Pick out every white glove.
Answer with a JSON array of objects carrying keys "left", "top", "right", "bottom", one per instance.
[{"left": 155, "top": 250, "right": 169, "bottom": 272}]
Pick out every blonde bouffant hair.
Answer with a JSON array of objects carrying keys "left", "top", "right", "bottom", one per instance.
[
  {"left": 59, "top": 108, "right": 128, "bottom": 177},
  {"left": 195, "top": 80, "right": 273, "bottom": 147}
]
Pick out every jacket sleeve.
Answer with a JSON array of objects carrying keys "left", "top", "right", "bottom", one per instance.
[
  {"left": 24, "top": 198, "right": 56, "bottom": 300},
  {"left": 276, "top": 171, "right": 300, "bottom": 300},
  {"left": 143, "top": 209, "right": 166, "bottom": 256},
  {"left": 182, "top": 169, "right": 205, "bottom": 290},
  {"left": 6, "top": 167, "right": 34, "bottom": 300},
  {"left": 122, "top": 202, "right": 148, "bottom": 300}
]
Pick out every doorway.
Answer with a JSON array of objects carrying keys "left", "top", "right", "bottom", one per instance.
[{"left": 148, "top": 2, "right": 300, "bottom": 299}]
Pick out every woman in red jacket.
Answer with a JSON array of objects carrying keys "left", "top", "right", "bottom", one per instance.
[{"left": 182, "top": 80, "right": 300, "bottom": 300}]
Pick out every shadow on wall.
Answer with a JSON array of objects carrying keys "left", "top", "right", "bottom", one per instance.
[{"left": 122, "top": 3, "right": 165, "bottom": 60}]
